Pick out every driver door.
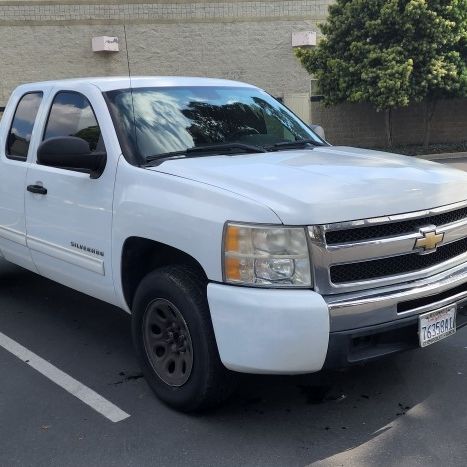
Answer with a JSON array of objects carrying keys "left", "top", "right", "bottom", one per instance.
[{"left": 25, "top": 84, "right": 119, "bottom": 304}]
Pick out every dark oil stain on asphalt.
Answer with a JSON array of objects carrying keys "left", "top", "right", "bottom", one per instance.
[
  {"left": 396, "top": 402, "right": 411, "bottom": 416},
  {"left": 112, "top": 371, "right": 144, "bottom": 385},
  {"left": 297, "top": 385, "right": 348, "bottom": 405},
  {"left": 297, "top": 385, "right": 331, "bottom": 404}
]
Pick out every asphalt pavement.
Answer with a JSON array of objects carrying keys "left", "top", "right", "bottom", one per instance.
[{"left": 1, "top": 157, "right": 467, "bottom": 467}]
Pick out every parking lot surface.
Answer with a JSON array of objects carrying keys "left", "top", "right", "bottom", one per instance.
[
  {"left": 435, "top": 156, "right": 467, "bottom": 172},
  {"left": 1, "top": 158, "right": 467, "bottom": 467}
]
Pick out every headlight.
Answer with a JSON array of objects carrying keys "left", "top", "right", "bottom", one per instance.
[{"left": 223, "top": 223, "right": 312, "bottom": 287}]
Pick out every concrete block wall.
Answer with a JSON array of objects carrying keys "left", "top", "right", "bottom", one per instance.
[
  {"left": 312, "top": 99, "right": 467, "bottom": 148},
  {"left": 0, "top": 0, "right": 334, "bottom": 105}
]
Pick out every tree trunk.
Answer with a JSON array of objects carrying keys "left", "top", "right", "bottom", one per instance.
[
  {"left": 423, "top": 99, "right": 437, "bottom": 149},
  {"left": 385, "top": 108, "right": 393, "bottom": 147}
]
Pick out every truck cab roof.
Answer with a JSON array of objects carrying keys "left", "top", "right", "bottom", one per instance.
[{"left": 13, "top": 76, "right": 257, "bottom": 93}]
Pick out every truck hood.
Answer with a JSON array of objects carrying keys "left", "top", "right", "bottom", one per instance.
[{"left": 149, "top": 146, "right": 467, "bottom": 225}]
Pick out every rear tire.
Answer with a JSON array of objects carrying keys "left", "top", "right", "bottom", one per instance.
[{"left": 132, "top": 265, "right": 234, "bottom": 412}]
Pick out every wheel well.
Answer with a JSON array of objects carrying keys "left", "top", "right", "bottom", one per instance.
[{"left": 121, "top": 237, "right": 208, "bottom": 310}]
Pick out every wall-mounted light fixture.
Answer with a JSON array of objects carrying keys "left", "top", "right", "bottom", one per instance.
[
  {"left": 92, "top": 36, "right": 119, "bottom": 53},
  {"left": 291, "top": 31, "right": 317, "bottom": 48}
]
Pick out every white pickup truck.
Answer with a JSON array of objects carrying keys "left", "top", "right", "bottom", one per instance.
[{"left": 1, "top": 76, "right": 467, "bottom": 411}]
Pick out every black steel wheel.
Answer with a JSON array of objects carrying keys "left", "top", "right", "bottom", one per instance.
[
  {"left": 132, "top": 265, "right": 235, "bottom": 412},
  {"left": 142, "top": 298, "right": 193, "bottom": 387}
]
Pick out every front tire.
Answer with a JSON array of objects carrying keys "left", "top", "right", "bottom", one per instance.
[{"left": 132, "top": 265, "right": 233, "bottom": 412}]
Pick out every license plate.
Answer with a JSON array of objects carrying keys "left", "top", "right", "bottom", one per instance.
[{"left": 419, "top": 305, "right": 457, "bottom": 348}]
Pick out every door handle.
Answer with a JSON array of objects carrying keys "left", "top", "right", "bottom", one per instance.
[{"left": 27, "top": 184, "right": 47, "bottom": 195}]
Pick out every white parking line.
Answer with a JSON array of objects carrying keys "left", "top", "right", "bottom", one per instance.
[{"left": 0, "top": 331, "right": 131, "bottom": 423}]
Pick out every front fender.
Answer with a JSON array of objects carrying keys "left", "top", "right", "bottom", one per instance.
[{"left": 112, "top": 157, "right": 281, "bottom": 310}]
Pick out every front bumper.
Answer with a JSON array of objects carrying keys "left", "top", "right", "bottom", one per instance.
[
  {"left": 208, "top": 262, "right": 467, "bottom": 374},
  {"left": 207, "top": 284, "right": 330, "bottom": 374},
  {"left": 324, "top": 306, "right": 467, "bottom": 369}
]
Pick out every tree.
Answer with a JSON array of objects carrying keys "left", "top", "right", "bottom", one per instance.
[
  {"left": 405, "top": 0, "right": 467, "bottom": 146},
  {"left": 295, "top": 0, "right": 467, "bottom": 147}
]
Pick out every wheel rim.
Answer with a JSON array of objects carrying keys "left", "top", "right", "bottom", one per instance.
[{"left": 142, "top": 298, "right": 194, "bottom": 387}]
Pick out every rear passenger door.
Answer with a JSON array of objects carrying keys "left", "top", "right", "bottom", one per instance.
[
  {"left": 25, "top": 84, "right": 119, "bottom": 304},
  {"left": 0, "top": 90, "right": 44, "bottom": 271}
]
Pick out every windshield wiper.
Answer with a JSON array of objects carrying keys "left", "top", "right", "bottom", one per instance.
[
  {"left": 145, "top": 143, "right": 267, "bottom": 164},
  {"left": 265, "top": 139, "right": 326, "bottom": 151}
]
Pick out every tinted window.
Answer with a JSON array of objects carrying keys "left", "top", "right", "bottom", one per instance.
[
  {"left": 6, "top": 92, "right": 43, "bottom": 160},
  {"left": 105, "top": 87, "right": 324, "bottom": 162},
  {"left": 44, "top": 92, "right": 103, "bottom": 152}
]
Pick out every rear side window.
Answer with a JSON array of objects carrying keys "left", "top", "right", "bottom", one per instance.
[
  {"left": 6, "top": 92, "right": 43, "bottom": 161},
  {"left": 43, "top": 91, "right": 104, "bottom": 152}
]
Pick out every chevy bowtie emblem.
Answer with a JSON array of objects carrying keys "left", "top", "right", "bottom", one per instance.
[{"left": 414, "top": 227, "right": 444, "bottom": 253}]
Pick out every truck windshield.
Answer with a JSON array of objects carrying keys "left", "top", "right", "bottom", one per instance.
[{"left": 105, "top": 86, "right": 325, "bottom": 163}]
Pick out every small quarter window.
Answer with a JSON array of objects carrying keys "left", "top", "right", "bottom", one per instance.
[
  {"left": 6, "top": 92, "right": 43, "bottom": 161},
  {"left": 43, "top": 92, "right": 104, "bottom": 152}
]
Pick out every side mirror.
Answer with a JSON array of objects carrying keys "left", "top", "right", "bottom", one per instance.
[
  {"left": 310, "top": 124, "right": 326, "bottom": 141},
  {"left": 37, "top": 136, "right": 106, "bottom": 179}
]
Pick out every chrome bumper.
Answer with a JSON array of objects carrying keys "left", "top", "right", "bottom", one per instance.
[{"left": 325, "top": 260, "right": 467, "bottom": 332}]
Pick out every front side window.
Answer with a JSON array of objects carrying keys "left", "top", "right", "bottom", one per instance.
[
  {"left": 43, "top": 92, "right": 103, "bottom": 152},
  {"left": 105, "top": 86, "right": 324, "bottom": 163},
  {"left": 6, "top": 92, "right": 43, "bottom": 161}
]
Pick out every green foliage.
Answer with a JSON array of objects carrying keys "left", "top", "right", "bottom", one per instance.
[{"left": 295, "top": 0, "right": 467, "bottom": 112}]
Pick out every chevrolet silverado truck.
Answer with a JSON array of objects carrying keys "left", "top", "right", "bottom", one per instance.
[{"left": 1, "top": 77, "right": 467, "bottom": 411}]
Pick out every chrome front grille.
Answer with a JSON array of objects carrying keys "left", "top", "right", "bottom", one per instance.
[
  {"left": 309, "top": 200, "right": 467, "bottom": 294},
  {"left": 325, "top": 204, "right": 467, "bottom": 244}
]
